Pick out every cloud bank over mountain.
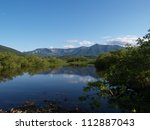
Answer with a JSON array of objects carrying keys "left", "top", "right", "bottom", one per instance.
[
  {"left": 105, "top": 35, "right": 139, "bottom": 46},
  {"left": 65, "top": 40, "right": 96, "bottom": 48}
]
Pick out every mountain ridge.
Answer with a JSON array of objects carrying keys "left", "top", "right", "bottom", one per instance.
[
  {"left": 0, "top": 45, "right": 21, "bottom": 54},
  {"left": 25, "top": 44, "right": 122, "bottom": 57}
]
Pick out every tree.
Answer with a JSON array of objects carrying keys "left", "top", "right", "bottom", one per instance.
[{"left": 95, "top": 30, "right": 150, "bottom": 88}]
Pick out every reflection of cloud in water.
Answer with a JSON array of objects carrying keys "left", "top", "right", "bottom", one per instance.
[
  {"left": 40, "top": 66, "right": 99, "bottom": 79},
  {"left": 43, "top": 73, "right": 98, "bottom": 84},
  {"left": 48, "top": 74, "right": 54, "bottom": 78},
  {"left": 62, "top": 74, "right": 97, "bottom": 84}
]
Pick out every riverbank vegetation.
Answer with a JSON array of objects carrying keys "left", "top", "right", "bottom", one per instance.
[
  {"left": 62, "top": 56, "right": 95, "bottom": 66},
  {"left": 95, "top": 30, "right": 150, "bottom": 89},
  {"left": 0, "top": 52, "right": 96, "bottom": 82},
  {"left": 0, "top": 53, "right": 66, "bottom": 71},
  {"left": 88, "top": 30, "right": 150, "bottom": 112},
  {"left": 0, "top": 53, "right": 64, "bottom": 81}
]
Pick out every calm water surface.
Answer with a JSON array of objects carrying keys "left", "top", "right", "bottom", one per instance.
[{"left": 0, "top": 66, "right": 121, "bottom": 112}]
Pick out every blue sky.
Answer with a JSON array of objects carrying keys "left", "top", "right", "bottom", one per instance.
[{"left": 0, "top": 0, "right": 150, "bottom": 51}]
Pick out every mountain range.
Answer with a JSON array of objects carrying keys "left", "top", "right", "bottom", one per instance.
[
  {"left": 25, "top": 44, "right": 122, "bottom": 57},
  {"left": 0, "top": 44, "right": 122, "bottom": 56}
]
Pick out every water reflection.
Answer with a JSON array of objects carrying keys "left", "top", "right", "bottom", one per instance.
[
  {"left": 0, "top": 66, "right": 103, "bottom": 112},
  {"left": 80, "top": 80, "right": 150, "bottom": 112},
  {"left": 0, "top": 66, "right": 149, "bottom": 112},
  {"left": 0, "top": 67, "right": 49, "bottom": 83},
  {"left": 40, "top": 66, "right": 99, "bottom": 84},
  {"left": 40, "top": 66, "right": 99, "bottom": 78}
]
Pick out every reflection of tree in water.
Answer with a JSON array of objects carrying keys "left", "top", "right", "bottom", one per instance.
[
  {"left": 0, "top": 68, "right": 23, "bottom": 82},
  {"left": 79, "top": 80, "right": 150, "bottom": 112},
  {"left": 0, "top": 66, "right": 98, "bottom": 83},
  {"left": 0, "top": 67, "right": 50, "bottom": 83},
  {"left": 79, "top": 87, "right": 101, "bottom": 109}
]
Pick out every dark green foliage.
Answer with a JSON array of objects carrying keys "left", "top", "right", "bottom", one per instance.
[
  {"left": 95, "top": 49, "right": 126, "bottom": 70},
  {"left": 95, "top": 30, "right": 150, "bottom": 88},
  {"left": 66, "top": 56, "right": 88, "bottom": 62},
  {"left": 64, "top": 56, "right": 95, "bottom": 66},
  {"left": 82, "top": 80, "right": 150, "bottom": 112}
]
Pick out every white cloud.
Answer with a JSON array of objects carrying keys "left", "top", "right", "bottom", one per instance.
[
  {"left": 79, "top": 40, "right": 95, "bottom": 46},
  {"left": 65, "top": 40, "right": 96, "bottom": 47},
  {"left": 49, "top": 46, "right": 54, "bottom": 49},
  {"left": 106, "top": 35, "right": 139, "bottom": 46}
]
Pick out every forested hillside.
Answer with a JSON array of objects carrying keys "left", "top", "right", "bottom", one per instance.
[{"left": 0, "top": 45, "right": 21, "bottom": 54}]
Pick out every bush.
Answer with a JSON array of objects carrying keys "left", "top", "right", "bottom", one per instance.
[{"left": 95, "top": 30, "right": 150, "bottom": 88}]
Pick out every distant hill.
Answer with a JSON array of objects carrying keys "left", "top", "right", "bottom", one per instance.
[
  {"left": 25, "top": 44, "right": 123, "bottom": 57},
  {"left": 0, "top": 45, "right": 21, "bottom": 54}
]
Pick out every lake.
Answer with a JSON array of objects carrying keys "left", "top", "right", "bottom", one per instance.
[{"left": 0, "top": 66, "right": 123, "bottom": 112}]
